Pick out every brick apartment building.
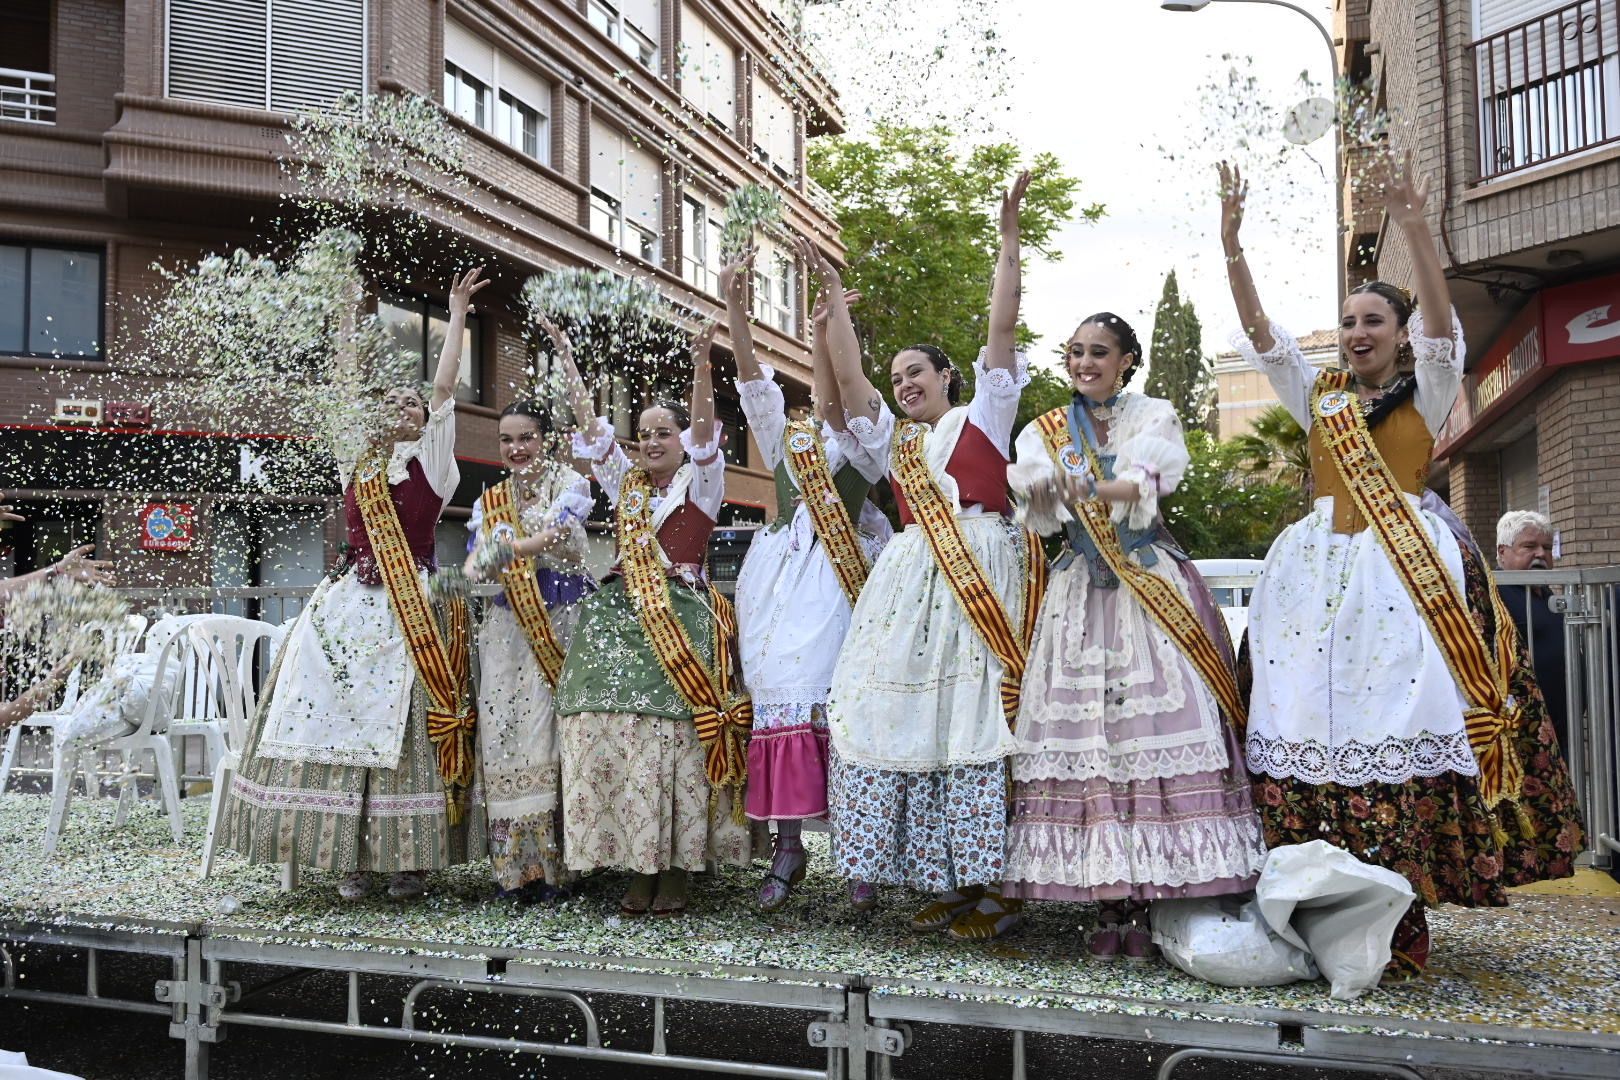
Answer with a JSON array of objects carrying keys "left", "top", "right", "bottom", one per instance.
[
  {"left": 1337, "top": 0, "right": 1620, "bottom": 564},
  {"left": 0, "top": 0, "right": 842, "bottom": 593}
]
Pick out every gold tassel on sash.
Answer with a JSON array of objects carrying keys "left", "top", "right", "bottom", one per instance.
[
  {"left": 615, "top": 468, "right": 753, "bottom": 823},
  {"left": 481, "top": 479, "right": 568, "bottom": 688},
  {"left": 782, "top": 420, "right": 871, "bottom": 608},
  {"left": 890, "top": 418, "right": 1044, "bottom": 726},
  {"left": 1031, "top": 407, "right": 1248, "bottom": 732},
  {"left": 1310, "top": 370, "right": 1524, "bottom": 808},
  {"left": 353, "top": 451, "right": 476, "bottom": 825}
]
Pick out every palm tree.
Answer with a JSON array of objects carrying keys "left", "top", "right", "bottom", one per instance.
[{"left": 1232, "top": 404, "right": 1311, "bottom": 497}]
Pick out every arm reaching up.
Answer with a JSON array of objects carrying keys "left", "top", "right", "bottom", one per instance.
[
  {"left": 719, "top": 248, "right": 762, "bottom": 384},
  {"left": 537, "top": 315, "right": 597, "bottom": 433},
  {"left": 985, "top": 170, "right": 1031, "bottom": 371},
  {"left": 795, "top": 236, "right": 878, "bottom": 424},
  {"left": 810, "top": 281, "right": 861, "bottom": 431},
  {"left": 431, "top": 268, "right": 490, "bottom": 411},
  {"left": 688, "top": 321, "right": 719, "bottom": 451},
  {"left": 1218, "top": 162, "right": 1274, "bottom": 354},
  {"left": 1381, "top": 149, "right": 1452, "bottom": 332}
]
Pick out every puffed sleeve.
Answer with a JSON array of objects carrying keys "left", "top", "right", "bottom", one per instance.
[
  {"left": 843, "top": 406, "right": 896, "bottom": 461},
  {"left": 418, "top": 397, "right": 460, "bottom": 500},
  {"left": 1228, "top": 323, "right": 1313, "bottom": 431},
  {"left": 1409, "top": 306, "right": 1466, "bottom": 435},
  {"left": 1112, "top": 396, "right": 1189, "bottom": 532},
  {"left": 738, "top": 364, "right": 788, "bottom": 474},
  {"left": 1008, "top": 421, "right": 1073, "bottom": 537},
  {"left": 680, "top": 426, "right": 727, "bottom": 520},
  {"left": 540, "top": 472, "right": 594, "bottom": 569},
  {"left": 967, "top": 347, "right": 1032, "bottom": 456},
  {"left": 831, "top": 425, "right": 889, "bottom": 485},
  {"left": 572, "top": 415, "right": 633, "bottom": 506},
  {"left": 465, "top": 493, "right": 485, "bottom": 554}
]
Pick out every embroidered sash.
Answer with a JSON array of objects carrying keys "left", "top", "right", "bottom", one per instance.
[
  {"left": 1033, "top": 407, "right": 1248, "bottom": 731},
  {"left": 782, "top": 419, "right": 870, "bottom": 607},
  {"left": 890, "top": 417, "right": 1045, "bottom": 726},
  {"left": 482, "top": 479, "right": 567, "bottom": 688},
  {"left": 353, "top": 451, "right": 476, "bottom": 824},
  {"left": 1310, "top": 370, "right": 1523, "bottom": 807},
  {"left": 616, "top": 466, "right": 752, "bottom": 821}
]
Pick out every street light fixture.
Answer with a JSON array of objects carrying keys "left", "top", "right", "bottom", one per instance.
[{"left": 1160, "top": 0, "right": 1347, "bottom": 308}]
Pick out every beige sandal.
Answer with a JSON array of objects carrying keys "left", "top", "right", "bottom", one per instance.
[{"left": 909, "top": 885, "right": 984, "bottom": 932}]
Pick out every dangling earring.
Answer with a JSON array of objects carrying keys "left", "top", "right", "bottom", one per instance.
[{"left": 1110, "top": 366, "right": 1128, "bottom": 398}]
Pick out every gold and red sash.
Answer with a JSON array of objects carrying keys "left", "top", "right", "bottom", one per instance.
[
  {"left": 1032, "top": 407, "right": 1248, "bottom": 732},
  {"left": 1310, "top": 370, "right": 1524, "bottom": 807},
  {"left": 616, "top": 466, "right": 752, "bottom": 821},
  {"left": 890, "top": 417, "right": 1046, "bottom": 726},
  {"left": 481, "top": 479, "right": 567, "bottom": 688},
  {"left": 353, "top": 451, "right": 476, "bottom": 824},
  {"left": 782, "top": 419, "right": 870, "bottom": 608}
]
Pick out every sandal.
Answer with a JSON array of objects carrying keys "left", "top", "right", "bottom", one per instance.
[
  {"left": 910, "top": 885, "right": 984, "bottom": 932},
  {"left": 757, "top": 845, "right": 807, "bottom": 913},
  {"left": 947, "top": 891, "right": 1024, "bottom": 942},
  {"left": 386, "top": 871, "right": 426, "bottom": 901},
  {"left": 620, "top": 874, "right": 656, "bottom": 917},
  {"left": 848, "top": 880, "right": 878, "bottom": 913},
  {"left": 337, "top": 871, "right": 373, "bottom": 902}
]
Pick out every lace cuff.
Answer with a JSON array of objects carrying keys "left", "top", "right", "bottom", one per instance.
[
  {"left": 1408, "top": 307, "right": 1465, "bottom": 371},
  {"left": 1227, "top": 322, "right": 1300, "bottom": 369},
  {"left": 680, "top": 426, "right": 723, "bottom": 464},
  {"left": 549, "top": 488, "right": 595, "bottom": 526},
  {"left": 843, "top": 408, "right": 892, "bottom": 452},
  {"left": 1112, "top": 465, "right": 1165, "bottom": 531},
  {"left": 571, "top": 416, "right": 618, "bottom": 462},
  {"left": 973, "top": 347, "right": 1033, "bottom": 396},
  {"left": 737, "top": 363, "right": 781, "bottom": 403},
  {"left": 1007, "top": 459, "right": 1073, "bottom": 536}
]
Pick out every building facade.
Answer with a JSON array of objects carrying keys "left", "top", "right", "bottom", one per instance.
[
  {"left": 1338, "top": 0, "right": 1620, "bottom": 564},
  {"left": 1213, "top": 329, "right": 1339, "bottom": 441},
  {"left": 0, "top": 0, "right": 842, "bottom": 593}
]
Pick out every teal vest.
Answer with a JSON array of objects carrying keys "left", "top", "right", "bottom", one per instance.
[{"left": 770, "top": 457, "right": 871, "bottom": 532}]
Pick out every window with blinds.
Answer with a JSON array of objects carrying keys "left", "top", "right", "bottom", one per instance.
[
  {"left": 444, "top": 19, "right": 552, "bottom": 165},
  {"left": 752, "top": 77, "right": 797, "bottom": 179},
  {"left": 166, "top": 0, "right": 366, "bottom": 113},
  {"left": 680, "top": 11, "right": 737, "bottom": 131},
  {"left": 590, "top": 118, "right": 663, "bottom": 263}
]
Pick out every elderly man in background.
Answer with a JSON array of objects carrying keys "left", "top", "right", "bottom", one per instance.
[{"left": 1495, "top": 510, "right": 1569, "bottom": 757}]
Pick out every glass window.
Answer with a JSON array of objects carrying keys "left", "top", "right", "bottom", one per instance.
[
  {"left": 0, "top": 244, "right": 102, "bottom": 359},
  {"left": 590, "top": 188, "right": 623, "bottom": 247},
  {"left": 496, "top": 90, "right": 544, "bottom": 160},
  {"left": 378, "top": 293, "right": 482, "bottom": 404},
  {"left": 443, "top": 61, "right": 488, "bottom": 128},
  {"left": 588, "top": 0, "right": 659, "bottom": 71}
]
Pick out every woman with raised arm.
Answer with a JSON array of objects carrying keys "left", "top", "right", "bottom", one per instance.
[
  {"left": 462, "top": 367, "right": 596, "bottom": 904},
  {"left": 551, "top": 321, "right": 760, "bottom": 918},
  {"left": 1000, "top": 307, "right": 1267, "bottom": 961},
  {"left": 223, "top": 268, "right": 491, "bottom": 903},
  {"left": 1221, "top": 156, "right": 1582, "bottom": 980},
  {"left": 816, "top": 173, "right": 1044, "bottom": 942},
  {"left": 722, "top": 247, "right": 892, "bottom": 913}
]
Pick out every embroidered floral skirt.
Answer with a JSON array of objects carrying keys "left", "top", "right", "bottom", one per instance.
[
  {"left": 221, "top": 637, "right": 487, "bottom": 874},
  {"left": 559, "top": 711, "right": 764, "bottom": 875},
  {"left": 1002, "top": 551, "right": 1267, "bottom": 902},
  {"left": 1238, "top": 544, "right": 1584, "bottom": 907},
  {"left": 826, "top": 751, "right": 1009, "bottom": 891}
]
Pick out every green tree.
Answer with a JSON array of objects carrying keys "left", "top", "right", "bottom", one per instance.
[
  {"left": 1145, "top": 270, "right": 1213, "bottom": 433},
  {"left": 1163, "top": 430, "right": 1299, "bottom": 559},
  {"left": 807, "top": 123, "right": 1101, "bottom": 432},
  {"left": 1230, "top": 403, "right": 1312, "bottom": 518}
]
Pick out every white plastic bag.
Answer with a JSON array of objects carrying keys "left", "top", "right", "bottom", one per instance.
[
  {"left": 1150, "top": 894, "right": 1318, "bottom": 987},
  {"left": 1255, "top": 840, "right": 1415, "bottom": 1001},
  {"left": 0, "top": 1049, "right": 84, "bottom": 1080}
]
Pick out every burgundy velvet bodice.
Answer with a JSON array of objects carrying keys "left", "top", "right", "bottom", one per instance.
[
  {"left": 891, "top": 420, "right": 1011, "bottom": 526},
  {"left": 343, "top": 456, "right": 443, "bottom": 586}
]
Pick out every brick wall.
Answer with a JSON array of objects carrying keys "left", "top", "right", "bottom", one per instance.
[
  {"left": 53, "top": 0, "right": 124, "bottom": 132},
  {"left": 1536, "top": 361, "right": 1620, "bottom": 567},
  {"left": 1447, "top": 448, "right": 1501, "bottom": 558}
]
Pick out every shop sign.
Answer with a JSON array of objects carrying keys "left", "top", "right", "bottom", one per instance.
[
  {"left": 1434, "top": 299, "right": 1544, "bottom": 458},
  {"left": 1542, "top": 269, "right": 1620, "bottom": 367},
  {"left": 140, "top": 503, "right": 196, "bottom": 552}
]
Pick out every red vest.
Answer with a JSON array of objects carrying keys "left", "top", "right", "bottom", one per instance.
[
  {"left": 610, "top": 494, "right": 716, "bottom": 577},
  {"left": 891, "top": 419, "right": 1011, "bottom": 526},
  {"left": 343, "top": 456, "right": 443, "bottom": 586}
]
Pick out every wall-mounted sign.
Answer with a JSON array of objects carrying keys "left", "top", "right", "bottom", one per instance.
[
  {"left": 52, "top": 398, "right": 101, "bottom": 424},
  {"left": 140, "top": 503, "right": 195, "bottom": 552},
  {"left": 1542, "top": 269, "right": 1620, "bottom": 367}
]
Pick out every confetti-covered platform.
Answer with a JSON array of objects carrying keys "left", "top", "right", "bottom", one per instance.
[{"left": 2, "top": 792, "right": 1617, "bottom": 1080}]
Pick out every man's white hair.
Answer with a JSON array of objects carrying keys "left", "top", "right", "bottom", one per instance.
[{"left": 1496, "top": 509, "right": 1553, "bottom": 549}]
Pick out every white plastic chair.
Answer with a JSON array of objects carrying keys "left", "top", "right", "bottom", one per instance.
[
  {"left": 0, "top": 614, "right": 147, "bottom": 793},
  {"left": 188, "top": 615, "right": 284, "bottom": 878},
  {"left": 43, "top": 621, "right": 195, "bottom": 854}
]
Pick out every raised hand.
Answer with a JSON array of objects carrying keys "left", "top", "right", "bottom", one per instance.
[
  {"left": 1380, "top": 148, "right": 1431, "bottom": 229},
  {"left": 0, "top": 504, "right": 23, "bottom": 524},
  {"left": 535, "top": 314, "right": 572, "bottom": 356},
  {"left": 448, "top": 267, "right": 491, "bottom": 318},
  {"left": 55, "top": 544, "right": 115, "bottom": 587},
  {"left": 812, "top": 289, "right": 861, "bottom": 331},
  {"left": 1218, "top": 161, "right": 1247, "bottom": 253},
  {"left": 1000, "top": 170, "right": 1033, "bottom": 238},
  {"left": 718, "top": 247, "right": 756, "bottom": 307},
  {"left": 690, "top": 320, "right": 719, "bottom": 369}
]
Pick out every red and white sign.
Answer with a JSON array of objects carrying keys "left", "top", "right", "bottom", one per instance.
[
  {"left": 1542, "top": 269, "right": 1620, "bottom": 367},
  {"left": 140, "top": 503, "right": 195, "bottom": 552}
]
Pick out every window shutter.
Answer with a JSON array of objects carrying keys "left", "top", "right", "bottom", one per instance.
[
  {"left": 270, "top": 0, "right": 366, "bottom": 112},
  {"left": 445, "top": 19, "right": 495, "bottom": 85},
  {"left": 590, "top": 117, "right": 624, "bottom": 197},
  {"left": 623, "top": 139, "right": 663, "bottom": 229},
  {"left": 620, "top": 0, "right": 662, "bottom": 41},
  {"left": 1475, "top": 1, "right": 1563, "bottom": 38},
  {"left": 167, "top": 0, "right": 269, "bottom": 109}
]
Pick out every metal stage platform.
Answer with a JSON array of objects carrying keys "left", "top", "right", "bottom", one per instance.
[{"left": 1, "top": 793, "right": 1617, "bottom": 1080}]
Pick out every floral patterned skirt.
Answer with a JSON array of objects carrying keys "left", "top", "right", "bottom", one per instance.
[
  {"left": 827, "top": 750, "right": 1009, "bottom": 892},
  {"left": 559, "top": 710, "right": 764, "bottom": 875},
  {"left": 1240, "top": 544, "right": 1584, "bottom": 907}
]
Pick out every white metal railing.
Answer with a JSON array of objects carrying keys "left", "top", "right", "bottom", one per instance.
[{"left": 0, "top": 67, "right": 56, "bottom": 125}]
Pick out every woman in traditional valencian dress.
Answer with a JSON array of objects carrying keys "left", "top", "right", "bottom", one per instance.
[
  {"left": 222, "top": 268, "right": 490, "bottom": 901},
  {"left": 463, "top": 390, "right": 596, "bottom": 903},
  {"left": 817, "top": 173, "right": 1042, "bottom": 941},
  {"left": 1001, "top": 311, "right": 1268, "bottom": 959},
  {"left": 720, "top": 249, "right": 892, "bottom": 913},
  {"left": 1221, "top": 155, "right": 1583, "bottom": 979},
  {"left": 551, "top": 321, "right": 759, "bottom": 918}
]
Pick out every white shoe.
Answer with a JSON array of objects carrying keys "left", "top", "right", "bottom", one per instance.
[
  {"left": 387, "top": 871, "right": 426, "bottom": 900},
  {"left": 337, "top": 872, "right": 373, "bottom": 901}
]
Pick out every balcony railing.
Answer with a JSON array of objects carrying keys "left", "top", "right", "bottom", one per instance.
[
  {"left": 0, "top": 68, "right": 55, "bottom": 125},
  {"left": 1472, "top": 0, "right": 1620, "bottom": 179}
]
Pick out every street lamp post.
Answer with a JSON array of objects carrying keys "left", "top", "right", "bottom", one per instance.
[{"left": 1161, "top": 0, "right": 1346, "bottom": 309}]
